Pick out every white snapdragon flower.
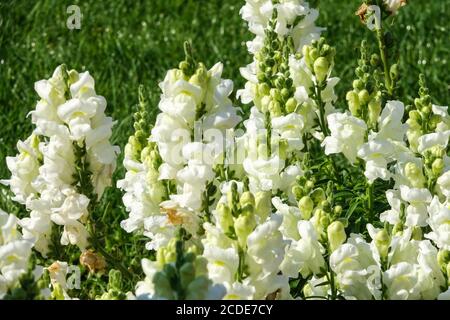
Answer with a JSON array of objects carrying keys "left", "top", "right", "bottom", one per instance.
[
  {"left": 47, "top": 261, "right": 77, "bottom": 300},
  {"left": 0, "top": 210, "right": 33, "bottom": 299},
  {"left": 330, "top": 234, "right": 381, "bottom": 300},
  {"left": 417, "top": 131, "right": 450, "bottom": 155},
  {"left": 358, "top": 101, "right": 409, "bottom": 183},
  {"left": 425, "top": 196, "right": 450, "bottom": 250},
  {"left": 280, "top": 220, "right": 325, "bottom": 278},
  {"left": 399, "top": 185, "right": 432, "bottom": 227},
  {"left": 384, "top": 262, "right": 421, "bottom": 300},
  {"left": 272, "top": 197, "right": 302, "bottom": 240},
  {"left": 436, "top": 171, "right": 450, "bottom": 199},
  {"left": 381, "top": 186, "right": 433, "bottom": 228},
  {"left": 1, "top": 135, "right": 41, "bottom": 205},
  {"left": 302, "top": 276, "right": 330, "bottom": 299},
  {"left": 380, "top": 189, "right": 403, "bottom": 225},
  {"left": 322, "top": 112, "right": 367, "bottom": 163},
  {"left": 416, "top": 240, "right": 446, "bottom": 299}
]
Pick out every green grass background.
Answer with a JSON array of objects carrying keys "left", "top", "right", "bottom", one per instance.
[{"left": 0, "top": 0, "right": 448, "bottom": 217}]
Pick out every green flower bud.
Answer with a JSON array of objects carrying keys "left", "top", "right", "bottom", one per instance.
[
  {"left": 392, "top": 222, "right": 404, "bottom": 236},
  {"left": 375, "top": 229, "right": 390, "bottom": 259},
  {"left": 186, "top": 276, "right": 210, "bottom": 300},
  {"left": 269, "top": 100, "right": 282, "bottom": 117},
  {"left": 258, "top": 83, "right": 270, "bottom": 96},
  {"left": 302, "top": 45, "right": 310, "bottom": 58},
  {"left": 255, "top": 191, "right": 272, "bottom": 221},
  {"left": 431, "top": 146, "right": 445, "bottom": 158},
  {"left": 153, "top": 271, "right": 174, "bottom": 299},
  {"left": 281, "top": 88, "right": 290, "bottom": 99},
  {"left": 310, "top": 188, "right": 326, "bottom": 205},
  {"left": 405, "top": 162, "right": 426, "bottom": 188},
  {"left": 257, "top": 72, "right": 266, "bottom": 83},
  {"left": 370, "top": 53, "right": 380, "bottom": 67},
  {"left": 270, "top": 88, "right": 281, "bottom": 101},
  {"left": 319, "top": 215, "right": 330, "bottom": 229},
  {"left": 409, "top": 110, "right": 421, "bottom": 122},
  {"left": 327, "top": 221, "right": 347, "bottom": 252},
  {"left": 390, "top": 64, "right": 399, "bottom": 80},
  {"left": 346, "top": 90, "right": 360, "bottom": 116},
  {"left": 163, "top": 264, "right": 177, "bottom": 281},
  {"left": 292, "top": 185, "right": 304, "bottom": 200},
  {"left": 358, "top": 89, "right": 370, "bottom": 105},
  {"left": 305, "top": 180, "right": 315, "bottom": 193},
  {"left": 368, "top": 95, "right": 382, "bottom": 126},
  {"left": 194, "top": 256, "right": 208, "bottom": 276},
  {"left": 429, "top": 115, "right": 440, "bottom": 131},
  {"left": 320, "top": 200, "right": 331, "bottom": 212},
  {"left": 240, "top": 191, "right": 255, "bottom": 208},
  {"left": 313, "top": 57, "right": 329, "bottom": 83},
  {"left": 353, "top": 79, "right": 364, "bottom": 90},
  {"left": 414, "top": 98, "right": 423, "bottom": 109},
  {"left": 260, "top": 95, "right": 271, "bottom": 113},
  {"left": 216, "top": 203, "right": 233, "bottom": 233},
  {"left": 234, "top": 213, "right": 256, "bottom": 248},
  {"left": 333, "top": 205, "right": 343, "bottom": 216},
  {"left": 286, "top": 97, "right": 297, "bottom": 113},
  {"left": 309, "top": 48, "right": 319, "bottom": 62},
  {"left": 421, "top": 106, "right": 431, "bottom": 116},
  {"left": 298, "top": 196, "right": 314, "bottom": 219},
  {"left": 180, "top": 262, "right": 196, "bottom": 289},
  {"left": 108, "top": 269, "right": 122, "bottom": 291},
  {"left": 184, "top": 251, "right": 197, "bottom": 262},
  {"left": 432, "top": 158, "right": 444, "bottom": 176}
]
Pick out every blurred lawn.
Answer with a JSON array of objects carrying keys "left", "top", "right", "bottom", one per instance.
[{"left": 0, "top": 0, "right": 449, "bottom": 204}]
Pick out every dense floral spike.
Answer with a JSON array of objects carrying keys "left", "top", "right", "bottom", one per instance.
[
  {"left": 118, "top": 43, "right": 241, "bottom": 251},
  {"left": 2, "top": 65, "right": 119, "bottom": 254}
]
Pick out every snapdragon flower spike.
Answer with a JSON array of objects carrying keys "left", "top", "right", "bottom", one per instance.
[
  {"left": 119, "top": 43, "right": 241, "bottom": 250},
  {"left": 117, "top": 87, "right": 168, "bottom": 250},
  {"left": 0, "top": 209, "right": 34, "bottom": 299},
  {"left": 3, "top": 65, "right": 119, "bottom": 254},
  {"left": 238, "top": 2, "right": 332, "bottom": 197}
]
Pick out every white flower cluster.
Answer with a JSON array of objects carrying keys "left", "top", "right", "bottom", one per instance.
[
  {"left": 237, "top": 1, "right": 338, "bottom": 196},
  {"left": 118, "top": 56, "right": 241, "bottom": 251},
  {"left": 200, "top": 182, "right": 290, "bottom": 299},
  {"left": 240, "top": 0, "right": 321, "bottom": 54},
  {"left": 2, "top": 65, "right": 119, "bottom": 255},
  {"left": 322, "top": 76, "right": 450, "bottom": 299},
  {"left": 0, "top": 209, "right": 33, "bottom": 298}
]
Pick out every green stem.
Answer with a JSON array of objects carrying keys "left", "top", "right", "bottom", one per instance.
[
  {"left": 236, "top": 245, "right": 246, "bottom": 282},
  {"left": 314, "top": 82, "right": 329, "bottom": 137},
  {"left": 375, "top": 28, "right": 393, "bottom": 97},
  {"left": 367, "top": 182, "right": 374, "bottom": 222},
  {"left": 264, "top": 111, "right": 272, "bottom": 157}
]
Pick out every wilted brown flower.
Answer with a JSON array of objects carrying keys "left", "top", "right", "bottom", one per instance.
[
  {"left": 356, "top": 3, "right": 369, "bottom": 23},
  {"left": 80, "top": 249, "right": 107, "bottom": 273}
]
